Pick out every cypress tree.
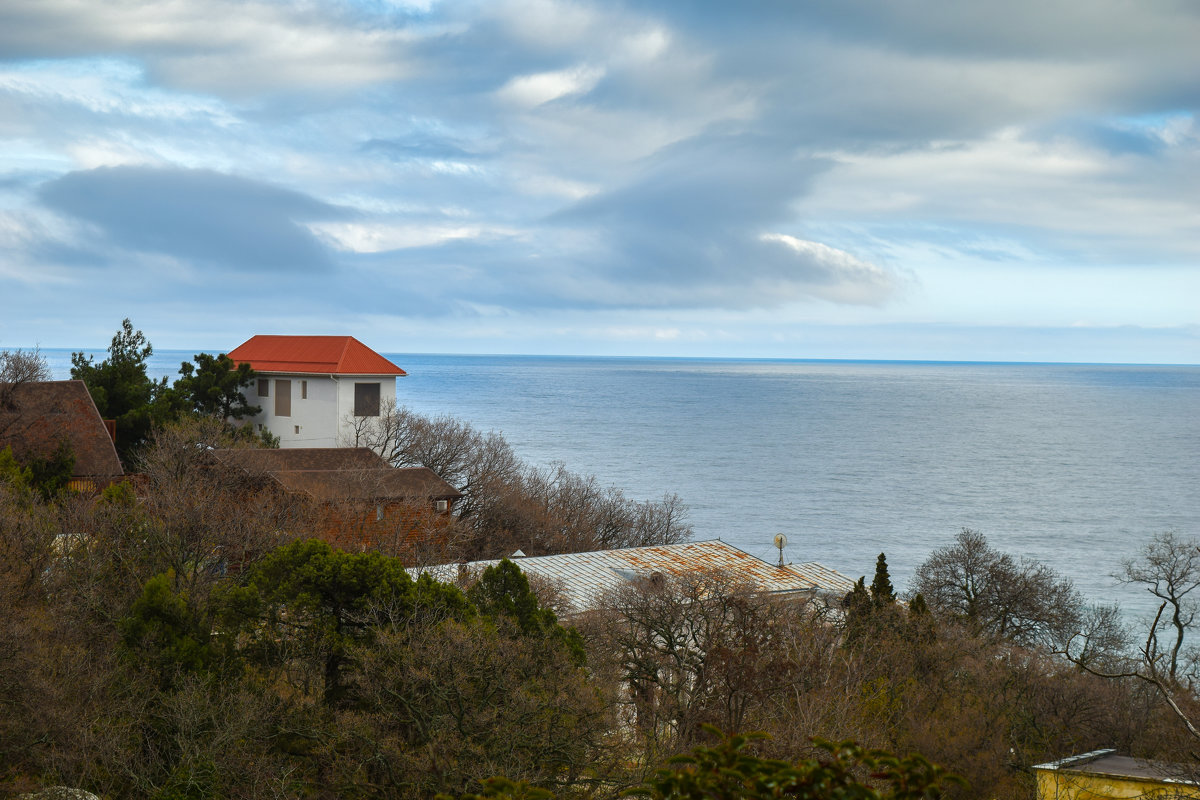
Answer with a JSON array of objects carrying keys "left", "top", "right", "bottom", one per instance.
[{"left": 870, "top": 552, "right": 895, "bottom": 607}]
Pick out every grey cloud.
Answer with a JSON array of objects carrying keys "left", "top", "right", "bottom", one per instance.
[
  {"left": 545, "top": 132, "right": 901, "bottom": 306},
  {"left": 38, "top": 166, "right": 344, "bottom": 273},
  {"left": 352, "top": 131, "right": 903, "bottom": 312}
]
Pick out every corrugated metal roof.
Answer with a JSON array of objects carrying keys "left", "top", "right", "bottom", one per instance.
[
  {"left": 227, "top": 335, "right": 406, "bottom": 376},
  {"left": 415, "top": 539, "right": 856, "bottom": 614}
]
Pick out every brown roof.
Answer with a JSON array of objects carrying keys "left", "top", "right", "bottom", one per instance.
[
  {"left": 1034, "top": 750, "right": 1198, "bottom": 785},
  {"left": 227, "top": 335, "right": 406, "bottom": 376},
  {"left": 0, "top": 380, "right": 123, "bottom": 480},
  {"left": 211, "top": 447, "right": 389, "bottom": 473},
  {"left": 271, "top": 467, "right": 462, "bottom": 502}
]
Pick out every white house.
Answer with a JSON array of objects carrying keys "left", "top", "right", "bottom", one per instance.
[{"left": 227, "top": 335, "right": 406, "bottom": 448}]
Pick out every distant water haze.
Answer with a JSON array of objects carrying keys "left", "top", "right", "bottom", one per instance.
[{"left": 45, "top": 349, "right": 1200, "bottom": 623}]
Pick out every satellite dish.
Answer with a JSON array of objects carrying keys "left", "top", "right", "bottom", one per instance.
[{"left": 773, "top": 533, "right": 787, "bottom": 566}]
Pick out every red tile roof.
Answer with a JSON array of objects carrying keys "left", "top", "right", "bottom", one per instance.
[{"left": 227, "top": 336, "right": 406, "bottom": 376}]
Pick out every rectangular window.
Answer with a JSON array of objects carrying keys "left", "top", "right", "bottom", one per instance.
[
  {"left": 257, "top": 378, "right": 269, "bottom": 398},
  {"left": 354, "top": 382, "right": 380, "bottom": 417},
  {"left": 275, "top": 379, "right": 291, "bottom": 417},
  {"left": 301, "top": 380, "right": 308, "bottom": 399}
]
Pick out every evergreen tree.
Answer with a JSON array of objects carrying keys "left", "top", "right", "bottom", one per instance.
[
  {"left": 71, "top": 318, "right": 168, "bottom": 466},
  {"left": 173, "top": 352, "right": 260, "bottom": 420},
  {"left": 871, "top": 552, "right": 895, "bottom": 607},
  {"left": 221, "top": 539, "right": 474, "bottom": 705},
  {"left": 119, "top": 570, "right": 215, "bottom": 687},
  {"left": 468, "top": 558, "right": 586, "bottom": 664}
]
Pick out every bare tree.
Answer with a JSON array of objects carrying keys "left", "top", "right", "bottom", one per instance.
[
  {"left": 587, "top": 569, "right": 803, "bottom": 761},
  {"left": 1065, "top": 532, "right": 1200, "bottom": 743},
  {"left": 345, "top": 402, "right": 692, "bottom": 558},
  {"left": 0, "top": 347, "right": 53, "bottom": 436},
  {"left": 912, "top": 528, "right": 1085, "bottom": 649},
  {"left": 344, "top": 399, "right": 521, "bottom": 521}
]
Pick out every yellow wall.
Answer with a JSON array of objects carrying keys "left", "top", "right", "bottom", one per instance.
[{"left": 1036, "top": 769, "right": 1200, "bottom": 799}]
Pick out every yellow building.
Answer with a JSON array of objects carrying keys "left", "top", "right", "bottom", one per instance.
[{"left": 1033, "top": 749, "right": 1200, "bottom": 799}]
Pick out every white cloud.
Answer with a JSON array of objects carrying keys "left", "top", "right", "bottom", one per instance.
[
  {"left": 310, "top": 220, "right": 517, "bottom": 252},
  {"left": 495, "top": 65, "right": 605, "bottom": 108}
]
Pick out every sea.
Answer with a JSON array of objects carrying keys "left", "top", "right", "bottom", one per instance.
[{"left": 44, "top": 349, "right": 1200, "bottom": 623}]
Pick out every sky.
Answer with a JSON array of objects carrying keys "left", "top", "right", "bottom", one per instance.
[{"left": 1, "top": 0, "right": 1198, "bottom": 363}]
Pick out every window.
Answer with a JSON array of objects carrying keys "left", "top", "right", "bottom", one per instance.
[
  {"left": 301, "top": 380, "right": 308, "bottom": 399},
  {"left": 257, "top": 378, "right": 269, "bottom": 397},
  {"left": 294, "top": 425, "right": 300, "bottom": 435},
  {"left": 275, "top": 379, "right": 291, "bottom": 417},
  {"left": 354, "top": 382, "right": 380, "bottom": 416}
]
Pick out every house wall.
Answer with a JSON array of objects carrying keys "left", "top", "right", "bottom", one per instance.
[
  {"left": 243, "top": 374, "right": 396, "bottom": 448},
  {"left": 316, "top": 498, "right": 454, "bottom": 559},
  {"left": 1035, "top": 769, "right": 1200, "bottom": 799},
  {"left": 334, "top": 375, "right": 397, "bottom": 446}
]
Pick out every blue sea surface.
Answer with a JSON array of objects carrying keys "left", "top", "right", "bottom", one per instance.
[{"left": 45, "top": 349, "right": 1200, "bottom": 621}]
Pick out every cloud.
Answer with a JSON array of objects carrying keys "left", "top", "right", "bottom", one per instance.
[
  {"left": 2, "top": 0, "right": 1199, "bottom": 358},
  {"left": 542, "top": 131, "right": 903, "bottom": 308},
  {"left": 495, "top": 65, "right": 605, "bottom": 108},
  {"left": 38, "top": 165, "right": 345, "bottom": 272},
  {"left": 0, "top": 0, "right": 421, "bottom": 96}
]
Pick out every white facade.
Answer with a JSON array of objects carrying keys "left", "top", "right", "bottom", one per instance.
[{"left": 244, "top": 373, "right": 397, "bottom": 448}]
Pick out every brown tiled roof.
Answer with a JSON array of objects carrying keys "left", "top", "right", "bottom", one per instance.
[
  {"left": 0, "top": 380, "right": 123, "bottom": 480},
  {"left": 211, "top": 447, "right": 388, "bottom": 473},
  {"left": 271, "top": 467, "right": 462, "bottom": 502},
  {"left": 227, "top": 335, "right": 406, "bottom": 376}
]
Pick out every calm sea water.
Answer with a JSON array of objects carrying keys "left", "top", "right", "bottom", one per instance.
[{"left": 46, "top": 349, "right": 1200, "bottom": 621}]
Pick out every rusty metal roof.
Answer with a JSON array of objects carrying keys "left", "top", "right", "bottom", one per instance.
[{"left": 415, "top": 539, "right": 856, "bottom": 614}]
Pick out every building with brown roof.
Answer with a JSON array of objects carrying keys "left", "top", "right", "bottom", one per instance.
[
  {"left": 226, "top": 335, "right": 406, "bottom": 448},
  {"left": 211, "top": 447, "right": 461, "bottom": 558},
  {"left": 1033, "top": 749, "right": 1200, "bottom": 799},
  {"left": 0, "top": 380, "right": 123, "bottom": 492}
]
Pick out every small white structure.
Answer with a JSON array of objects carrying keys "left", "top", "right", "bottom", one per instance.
[{"left": 227, "top": 335, "right": 406, "bottom": 448}]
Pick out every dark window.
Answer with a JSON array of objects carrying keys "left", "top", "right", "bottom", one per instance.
[
  {"left": 275, "top": 380, "right": 291, "bottom": 417},
  {"left": 257, "top": 378, "right": 269, "bottom": 397},
  {"left": 354, "top": 382, "right": 380, "bottom": 417},
  {"left": 301, "top": 380, "right": 308, "bottom": 399}
]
